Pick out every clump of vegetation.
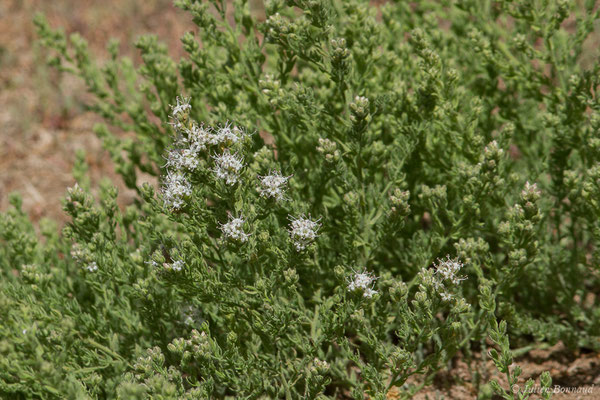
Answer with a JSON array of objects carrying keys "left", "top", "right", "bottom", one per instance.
[{"left": 1, "top": 0, "right": 599, "bottom": 398}]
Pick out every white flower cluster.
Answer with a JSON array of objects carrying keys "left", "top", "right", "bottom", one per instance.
[
  {"left": 162, "top": 97, "right": 252, "bottom": 208},
  {"left": 177, "top": 122, "right": 247, "bottom": 153},
  {"left": 439, "top": 292, "right": 453, "bottom": 302},
  {"left": 186, "top": 124, "right": 212, "bottom": 151},
  {"left": 220, "top": 214, "right": 250, "bottom": 243},
  {"left": 145, "top": 259, "right": 184, "bottom": 272},
  {"left": 288, "top": 215, "right": 321, "bottom": 251},
  {"left": 434, "top": 256, "right": 466, "bottom": 285},
  {"left": 257, "top": 171, "right": 291, "bottom": 201},
  {"left": 85, "top": 262, "right": 99, "bottom": 273},
  {"left": 347, "top": 269, "right": 378, "bottom": 298},
  {"left": 161, "top": 97, "right": 196, "bottom": 210},
  {"left": 162, "top": 171, "right": 192, "bottom": 211},
  {"left": 212, "top": 150, "right": 245, "bottom": 185},
  {"left": 163, "top": 96, "right": 322, "bottom": 254},
  {"left": 165, "top": 148, "right": 200, "bottom": 171},
  {"left": 432, "top": 256, "right": 467, "bottom": 301},
  {"left": 171, "top": 96, "right": 192, "bottom": 117},
  {"left": 210, "top": 123, "right": 246, "bottom": 147},
  {"left": 165, "top": 260, "right": 184, "bottom": 272}
]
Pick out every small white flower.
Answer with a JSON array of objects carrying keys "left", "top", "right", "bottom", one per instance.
[
  {"left": 180, "top": 149, "right": 199, "bottom": 170},
  {"left": 171, "top": 96, "right": 191, "bottom": 118},
  {"left": 85, "top": 262, "right": 98, "bottom": 273},
  {"left": 212, "top": 150, "right": 244, "bottom": 185},
  {"left": 164, "top": 149, "right": 180, "bottom": 170},
  {"left": 188, "top": 123, "right": 212, "bottom": 152},
  {"left": 166, "top": 260, "right": 184, "bottom": 272},
  {"left": 288, "top": 215, "right": 321, "bottom": 251},
  {"left": 440, "top": 292, "right": 453, "bottom": 302},
  {"left": 219, "top": 214, "right": 250, "bottom": 243},
  {"left": 347, "top": 269, "right": 378, "bottom": 298},
  {"left": 434, "top": 256, "right": 466, "bottom": 285},
  {"left": 162, "top": 171, "right": 192, "bottom": 210},
  {"left": 429, "top": 256, "right": 466, "bottom": 302},
  {"left": 165, "top": 148, "right": 200, "bottom": 171},
  {"left": 210, "top": 123, "right": 246, "bottom": 146},
  {"left": 257, "top": 170, "right": 291, "bottom": 201}
]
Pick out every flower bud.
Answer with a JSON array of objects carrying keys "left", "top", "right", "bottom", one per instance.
[{"left": 284, "top": 268, "right": 299, "bottom": 286}]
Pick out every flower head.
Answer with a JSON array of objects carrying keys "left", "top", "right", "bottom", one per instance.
[
  {"left": 85, "top": 262, "right": 98, "bottom": 273},
  {"left": 257, "top": 170, "right": 291, "bottom": 201},
  {"left": 166, "top": 260, "right": 184, "bottom": 272},
  {"left": 347, "top": 269, "right": 378, "bottom": 298},
  {"left": 288, "top": 215, "right": 321, "bottom": 251},
  {"left": 171, "top": 96, "right": 191, "bottom": 118},
  {"left": 212, "top": 150, "right": 244, "bottom": 185},
  {"left": 165, "top": 148, "right": 200, "bottom": 171},
  {"left": 162, "top": 171, "right": 192, "bottom": 211},
  {"left": 210, "top": 123, "right": 246, "bottom": 147},
  {"left": 169, "top": 97, "right": 192, "bottom": 133},
  {"left": 427, "top": 256, "right": 467, "bottom": 303},
  {"left": 188, "top": 123, "right": 212, "bottom": 152},
  {"left": 434, "top": 256, "right": 466, "bottom": 285},
  {"left": 440, "top": 292, "right": 453, "bottom": 302},
  {"left": 219, "top": 214, "right": 250, "bottom": 243}
]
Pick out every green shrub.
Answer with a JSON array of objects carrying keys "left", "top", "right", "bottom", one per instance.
[{"left": 1, "top": 0, "right": 599, "bottom": 398}]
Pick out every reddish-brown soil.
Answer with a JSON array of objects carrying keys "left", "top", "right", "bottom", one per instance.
[
  {"left": 402, "top": 343, "right": 600, "bottom": 399},
  {"left": 0, "top": 0, "right": 194, "bottom": 222}
]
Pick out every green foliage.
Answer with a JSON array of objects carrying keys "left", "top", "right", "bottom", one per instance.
[
  {"left": 2, "top": 0, "right": 600, "bottom": 398},
  {"left": 488, "top": 320, "right": 553, "bottom": 400}
]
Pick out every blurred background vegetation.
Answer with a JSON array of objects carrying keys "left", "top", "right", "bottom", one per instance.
[
  {"left": 0, "top": 0, "right": 198, "bottom": 222},
  {"left": 1, "top": 0, "right": 598, "bottom": 225}
]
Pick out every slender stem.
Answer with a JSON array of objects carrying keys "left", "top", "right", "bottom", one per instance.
[
  {"left": 83, "top": 338, "right": 129, "bottom": 365},
  {"left": 512, "top": 342, "right": 551, "bottom": 358}
]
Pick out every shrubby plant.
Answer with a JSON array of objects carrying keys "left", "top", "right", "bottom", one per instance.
[{"left": 1, "top": 0, "right": 600, "bottom": 398}]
